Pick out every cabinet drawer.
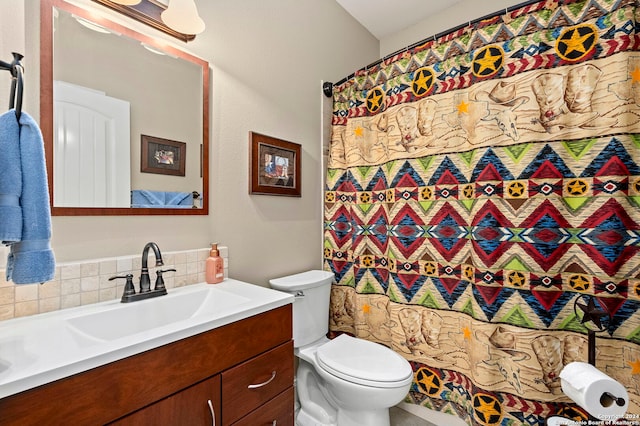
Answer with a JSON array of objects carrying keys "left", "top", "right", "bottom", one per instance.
[
  {"left": 232, "top": 386, "right": 294, "bottom": 426},
  {"left": 222, "top": 341, "right": 294, "bottom": 424}
]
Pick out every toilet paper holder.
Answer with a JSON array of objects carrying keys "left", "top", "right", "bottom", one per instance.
[
  {"left": 574, "top": 295, "right": 608, "bottom": 367},
  {"left": 601, "top": 391, "right": 626, "bottom": 408},
  {"left": 565, "top": 296, "right": 628, "bottom": 418}
]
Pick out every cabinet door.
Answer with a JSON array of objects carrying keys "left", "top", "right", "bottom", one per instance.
[{"left": 110, "top": 375, "right": 221, "bottom": 425}]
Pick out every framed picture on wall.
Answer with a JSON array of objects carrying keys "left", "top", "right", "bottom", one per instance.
[
  {"left": 249, "top": 132, "right": 301, "bottom": 197},
  {"left": 141, "top": 134, "right": 186, "bottom": 176}
]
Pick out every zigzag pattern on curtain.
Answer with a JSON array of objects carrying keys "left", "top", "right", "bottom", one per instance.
[{"left": 324, "top": 0, "right": 640, "bottom": 424}]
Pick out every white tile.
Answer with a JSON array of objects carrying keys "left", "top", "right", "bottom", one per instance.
[
  {"left": 61, "top": 264, "right": 81, "bottom": 280},
  {"left": 80, "top": 262, "right": 99, "bottom": 277},
  {"left": 81, "top": 291, "right": 99, "bottom": 305},
  {"left": 39, "top": 297, "right": 61, "bottom": 314},
  {"left": 0, "top": 304, "right": 14, "bottom": 321},
  {"left": 39, "top": 281, "right": 61, "bottom": 298},
  {"left": 81, "top": 276, "right": 100, "bottom": 292},
  {"left": 117, "top": 257, "right": 133, "bottom": 273},
  {"left": 99, "top": 260, "right": 117, "bottom": 275},
  {"left": 99, "top": 288, "right": 117, "bottom": 302},
  {"left": 61, "top": 278, "right": 81, "bottom": 295},
  {"left": 61, "top": 294, "right": 81, "bottom": 309},
  {"left": 15, "top": 301, "right": 38, "bottom": 317},
  {"left": 15, "top": 284, "right": 38, "bottom": 302}
]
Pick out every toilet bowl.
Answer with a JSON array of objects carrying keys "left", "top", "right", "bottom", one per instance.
[{"left": 270, "top": 270, "right": 413, "bottom": 426}]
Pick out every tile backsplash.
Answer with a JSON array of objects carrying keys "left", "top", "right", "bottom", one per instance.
[{"left": 0, "top": 246, "right": 228, "bottom": 321}]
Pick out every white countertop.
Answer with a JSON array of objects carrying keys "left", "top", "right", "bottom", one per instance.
[{"left": 0, "top": 279, "right": 293, "bottom": 399}]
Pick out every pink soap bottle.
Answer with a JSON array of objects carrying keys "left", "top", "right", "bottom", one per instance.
[{"left": 205, "top": 243, "right": 224, "bottom": 284}]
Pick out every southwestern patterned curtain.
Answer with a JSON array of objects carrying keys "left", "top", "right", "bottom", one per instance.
[{"left": 324, "top": 0, "right": 640, "bottom": 424}]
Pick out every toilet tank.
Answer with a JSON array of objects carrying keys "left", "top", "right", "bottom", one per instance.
[{"left": 269, "top": 270, "right": 334, "bottom": 347}]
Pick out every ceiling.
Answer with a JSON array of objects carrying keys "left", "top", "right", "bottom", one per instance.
[{"left": 335, "top": 0, "right": 465, "bottom": 39}]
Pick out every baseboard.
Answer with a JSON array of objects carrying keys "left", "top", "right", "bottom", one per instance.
[{"left": 396, "top": 402, "right": 467, "bottom": 426}]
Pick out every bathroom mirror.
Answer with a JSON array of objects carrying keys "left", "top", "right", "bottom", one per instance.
[{"left": 40, "top": 0, "right": 209, "bottom": 215}]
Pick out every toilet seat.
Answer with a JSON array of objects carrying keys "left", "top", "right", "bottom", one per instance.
[{"left": 315, "top": 334, "right": 413, "bottom": 388}]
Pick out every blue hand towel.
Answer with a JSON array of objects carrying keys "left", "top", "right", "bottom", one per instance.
[
  {"left": 0, "top": 110, "right": 22, "bottom": 243},
  {"left": 131, "top": 190, "right": 192, "bottom": 208},
  {"left": 3, "top": 110, "right": 56, "bottom": 284},
  {"left": 131, "top": 189, "right": 164, "bottom": 206},
  {"left": 165, "top": 191, "right": 191, "bottom": 206}
]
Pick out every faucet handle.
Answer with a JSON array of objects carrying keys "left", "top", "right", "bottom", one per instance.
[
  {"left": 109, "top": 274, "right": 136, "bottom": 298},
  {"left": 154, "top": 268, "right": 176, "bottom": 292}
]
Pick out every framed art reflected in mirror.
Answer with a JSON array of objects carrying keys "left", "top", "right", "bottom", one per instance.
[
  {"left": 249, "top": 132, "right": 301, "bottom": 197},
  {"left": 141, "top": 135, "right": 186, "bottom": 176}
]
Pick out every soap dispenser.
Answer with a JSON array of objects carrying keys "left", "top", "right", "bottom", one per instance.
[{"left": 205, "top": 243, "right": 224, "bottom": 284}]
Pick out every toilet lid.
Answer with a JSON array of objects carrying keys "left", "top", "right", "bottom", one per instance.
[{"left": 316, "top": 334, "right": 413, "bottom": 387}]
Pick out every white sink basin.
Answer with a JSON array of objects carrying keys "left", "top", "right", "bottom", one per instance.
[
  {"left": 66, "top": 286, "right": 251, "bottom": 342},
  {"left": 0, "top": 280, "right": 293, "bottom": 399}
]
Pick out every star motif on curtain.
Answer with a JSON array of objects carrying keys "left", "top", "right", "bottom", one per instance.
[
  {"left": 566, "top": 179, "right": 589, "bottom": 195},
  {"left": 424, "top": 262, "right": 437, "bottom": 275},
  {"left": 507, "top": 181, "right": 526, "bottom": 197},
  {"left": 631, "top": 67, "right": 640, "bottom": 83},
  {"left": 463, "top": 184, "right": 474, "bottom": 198},
  {"left": 412, "top": 68, "right": 434, "bottom": 97},
  {"left": 508, "top": 271, "right": 526, "bottom": 287},
  {"left": 415, "top": 368, "right": 441, "bottom": 395},
  {"left": 472, "top": 46, "right": 504, "bottom": 77},
  {"left": 366, "top": 88, "right": 384, "bottom": 113},
  {"left": 556, "top": 24, "right": 597, "bottom": 61},
  {"left": 569, "top": 275, "right": 590, "bottom": 291},
  {"left": 463, "top": 326, "right": 472, "bottom": 340},
  {"left": 629, "top": 359, "right": 640, "bottom": 374},
  {"left": 354, "top": 126, "right": 364, "bottom": 137},
  {"left": 362, "top": 303, "right": 370, "bottom": 314},
  {"left": 457, "top": 100, "right": 469, "bottom": 114},
  {"left": 473, "top": 394, "right": 502, "bottom": 424}
]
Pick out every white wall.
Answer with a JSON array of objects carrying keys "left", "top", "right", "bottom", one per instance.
[
  {"left": 380, "top": 0, "right": 525, "bottom": 57},
  {"left": 2, "top": 0, "right": 378, "bottom": 287}
]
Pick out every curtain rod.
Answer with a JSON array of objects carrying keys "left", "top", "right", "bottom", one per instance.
[{"left": 329, "top": 0, "right": 551, "bottom": 91}]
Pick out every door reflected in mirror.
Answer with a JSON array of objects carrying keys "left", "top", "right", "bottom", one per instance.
[{"left": 41, "top": 0, "right": 209, "bottom": 215}]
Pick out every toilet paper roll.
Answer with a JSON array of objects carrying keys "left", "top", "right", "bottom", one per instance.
[{"left": 560, "top": 362, "right": 628, "bottom": 420}]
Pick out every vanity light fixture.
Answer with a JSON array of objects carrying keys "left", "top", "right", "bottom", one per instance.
[
  {"left": 161, "top": 0, "right": 205, "bottom": 35},
  {"left": 72, "top": 15, "right": 112, "bottom": 34},
  {"left": 109, "top": 0, "right": 142, "bottom": 5},
  {"left": 141, "top": 42, "right": 166, "bottom": 55}
]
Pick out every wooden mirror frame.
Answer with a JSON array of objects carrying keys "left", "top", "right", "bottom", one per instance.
[{"left": 40, "top": 0, "right": 209, "bottom": 216}]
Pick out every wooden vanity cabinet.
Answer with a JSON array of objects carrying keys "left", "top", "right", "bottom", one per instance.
[
  {"left": 110, "top": 375, "right": 222, "bottom": 425},
  {"left": 0, "top": 304, "right": 293, "bottom": 426}
]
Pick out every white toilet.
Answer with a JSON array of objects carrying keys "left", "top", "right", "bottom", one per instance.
[{"left": 270, "top": 270, "right": 413, "bottom": 426}]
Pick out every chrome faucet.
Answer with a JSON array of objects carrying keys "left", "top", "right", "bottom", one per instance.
[{"left": 109, "top": 242, "right": 175, "bottom": 303}]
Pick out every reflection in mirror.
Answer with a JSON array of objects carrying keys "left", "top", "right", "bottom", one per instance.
[{"left": 40, "top": 0, "right": 209, "bottom": 215}]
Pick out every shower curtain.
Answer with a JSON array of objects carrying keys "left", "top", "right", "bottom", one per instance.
[{"left": 324, "top": 0, "right": 640, "bottom": 424}]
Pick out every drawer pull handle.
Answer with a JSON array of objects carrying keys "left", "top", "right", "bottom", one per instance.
[
  {"left": 207, "top": 399, "right": 215, "bottom": 426},
  {"left": 248, "top": 371, "right": 277, "bottom": 389}
]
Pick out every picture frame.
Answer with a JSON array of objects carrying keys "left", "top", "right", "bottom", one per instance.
[
  {"left": 249, "top": 132, "right": 301, "bottom": 197},
  {"left": 141, "top": 134, "right": 186, "bottom": 176}
]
